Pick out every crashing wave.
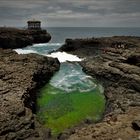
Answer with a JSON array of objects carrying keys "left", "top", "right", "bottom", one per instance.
[
  {"left": 47, "top": 52, "right": 83, "bottom": 63},
  {"left": 14, "top": 49, "right": 38, "bottom": 54},
  {"left": 32, "top": 43, "right": 63, "bottom": 47},
  {"left": 14, "top": 43, "right": 83, "bottom": 63},
  {"left": 14, "top": 43, "right": 63, "bottom": 55},
  {"left": 50, "top": 63, "right": 97, "bottom": 93}
]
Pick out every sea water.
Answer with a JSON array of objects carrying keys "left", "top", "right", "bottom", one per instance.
[
  {"left": 37, "top": 62, "right": 105, "bottom": 135},
  {"left": 46, "top": 27, "right": 140, "bottom": 43},
  {"left": 15, "top": 42, "right": 105, "bottom": 135}
]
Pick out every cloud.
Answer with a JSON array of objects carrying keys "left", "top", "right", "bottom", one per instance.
[
  {"left": 0, "top": 0, "right": 140, "bottom": 27},
  {"left": 0, "top": 0, "right": 48, "bottom": 9}
]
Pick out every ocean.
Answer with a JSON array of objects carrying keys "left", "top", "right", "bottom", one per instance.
[
  {"left": 46, "top": 27, "right": 140, "bottom": 43},
  {"left": 15, "top": 27, "right": 140, "bottom": 61}
]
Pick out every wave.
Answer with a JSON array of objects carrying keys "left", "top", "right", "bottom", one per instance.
[
  {"left": 14, "top": 42, "right": 64, "bottom": 56},
  {"left": 14, "top": 43, "right": 63, "bottom": 55},
  {"left": 50, "top": 63, "right": 97, "bottom": 93},
  {"left": 32, "top": 43, "right": 63, "bottom": 47},
  {"left": 47, "top": 52, "right": 83, "bottom": 63},
  {"left": 14, "top": 49, "right": 38, "bottom": 54}
]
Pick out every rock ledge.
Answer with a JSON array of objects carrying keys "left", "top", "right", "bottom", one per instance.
[
  {"left": 59, "top": 36, "right": 140, "bottom": 140},
  {"left": 0, "top": 49, "right": 60, "bottom": 140}
]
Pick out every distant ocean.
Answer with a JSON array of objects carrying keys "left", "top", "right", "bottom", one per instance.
[{"left": 46, "top": 27, "right": 140, "bottom": 43}]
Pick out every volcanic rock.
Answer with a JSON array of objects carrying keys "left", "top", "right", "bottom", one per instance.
[
  {"left": 59, "top": 36, "right": 140, "bottom": 140},
  {"left": 132, "top": 120, "right": 140, "bottom": 131},
  {"left": 0, "top": 27, "right": 51, "bottom": 49},
  {"left": 0, "top": 49, "right": 60, "bottom": 140}
]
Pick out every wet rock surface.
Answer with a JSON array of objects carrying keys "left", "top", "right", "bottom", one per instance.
[
  {"left": 0, "top": 27, "right": 51, "bottom": 49},
  {"left": 0, "top": 49, "right": 60, "bottom": 140},
  {"left": 59, "top": 36, "right": 140, "bottom": 140}
]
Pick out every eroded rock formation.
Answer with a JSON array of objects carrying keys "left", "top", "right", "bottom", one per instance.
[
  {"left": 0, "top": 49, "right": 60, "bottom": 140},
  {"left": 0, "top": 27, "right": 51, "bottom": 49},
  {"left": 59, "top": 36, "right": 140, "bottom": 140}
]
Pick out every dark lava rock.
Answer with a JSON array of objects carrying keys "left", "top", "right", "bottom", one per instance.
[
  {"left": 59, "top": 36, "right": 140, "bottom": 57},
  {"left": 0, "top": 49, "right": 60, "bottom": 140},
  {"left": 132, "top": 120, "right": 140, "bottom": 131},
  {"left": 0, "top": 27, "right": 51, "bottom": 49},
  {"left": 58, "top": 36, "right": 140, "bottom": 140},
  {"left": 126, "top": 53, "right": 140, "bottom": 66}
]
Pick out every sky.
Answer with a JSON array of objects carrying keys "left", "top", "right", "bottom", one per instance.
[{"left": 0, "top": 0, "right": 140, "bottom": 27}]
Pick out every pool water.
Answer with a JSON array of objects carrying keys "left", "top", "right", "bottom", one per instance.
[{"left": 37, "top": 62, "right": 105, "bottom": 135}]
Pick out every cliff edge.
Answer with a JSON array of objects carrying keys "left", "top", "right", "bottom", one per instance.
[
  {"left": 0, "top": 27, "right": 51, "bottom": 49},
  {"left": 0, "top": 49, "right": 60, "bottom": 140}
]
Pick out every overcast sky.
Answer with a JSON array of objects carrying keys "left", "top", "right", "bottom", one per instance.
[{"left": 0, "top": 0, "right": 140, "bottom": 27}]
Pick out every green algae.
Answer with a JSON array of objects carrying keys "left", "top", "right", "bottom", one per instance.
[{"left": 37, "top": 63, "right": 105, "bottom": 135}]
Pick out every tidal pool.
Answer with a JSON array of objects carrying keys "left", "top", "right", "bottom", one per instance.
[{"left": 37, "top": 62, "right": 105, "bottom": 135}]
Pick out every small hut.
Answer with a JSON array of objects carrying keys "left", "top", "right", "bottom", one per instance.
[{"left": 27, "top": 20, "right": 41, "bottom": 30}]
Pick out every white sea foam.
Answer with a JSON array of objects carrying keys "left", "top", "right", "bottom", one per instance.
[
  {"left": 98, "top": 85, "right": 104, "bottom": 93},
  {"left": 32, "top": 43, "right": 62, "bottom": 47},
  {"left": 50, "top": 63, "right": 97, "bottom": 93},
  {"left": 14, "top": 49, "right": 37, "bottom": 54},
  {"left": 47, "top": 52, "right": 83, "bottom": 63}
]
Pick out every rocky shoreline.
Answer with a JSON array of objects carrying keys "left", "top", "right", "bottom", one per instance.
[
  {"left": 0, "top": 27, "right": 60, "bottom": 140},
  {"left": 0, "top": 27, "right": 51, "bottom": 49},
  {"left": 0, "top": 31, "right": 140, "bottom": 140},
  {"left": 0, "top": 49, "right": 60, "bottom": 140},
  {"left": 58, "top": 36, "right": 140, "bottom": 140}
]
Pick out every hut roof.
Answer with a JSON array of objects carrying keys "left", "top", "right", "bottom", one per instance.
[{"left": 27, "top": 20, "right": 41, "bottom": 23}]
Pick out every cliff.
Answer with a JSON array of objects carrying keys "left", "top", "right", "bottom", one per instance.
[
  {"left": 0, "top": 27, "right": 51, "bottom": 49},
  {"left": 58, "top": 36, "right": 140, "bottom": 140},
  {"left": 0, "top": 49, "right": 60, "bottom": 140}
]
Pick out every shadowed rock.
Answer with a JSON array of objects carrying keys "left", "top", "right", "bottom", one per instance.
[
  {"left": 0, "top": 27, "right": 51, "bottom": 49},
  {"left": 132, "top": 120, "right": 140, "bottom": 131}
]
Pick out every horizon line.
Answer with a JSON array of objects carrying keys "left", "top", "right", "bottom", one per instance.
[
  {"left": 44, "top": 26, "right": 140, "bottom": 28},
  {"left": 0, "top": 26, "right": 140, "bottom": 28}
]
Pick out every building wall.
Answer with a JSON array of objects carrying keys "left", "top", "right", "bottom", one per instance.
[{"left": 28, "top": 22, "right": 41, "bottom": 30}]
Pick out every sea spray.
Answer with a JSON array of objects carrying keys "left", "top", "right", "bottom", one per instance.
[
  {"left": 46, "top": 52, "right": 83, "bottom": 63},
  {"left": 14, "top": 49, "right": 38, "bottom": 54},
  {"left": 14, "top": 43, "right": 83, "bottom": 63},
  {"left": 15, "top": 43, "right": 63, "bottom": 55},
  {"left": 49, "top": 63, "right": 95, "bottom": 92}
]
